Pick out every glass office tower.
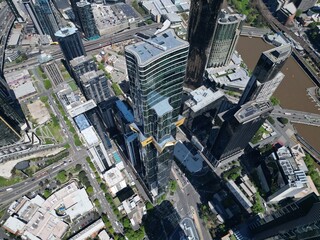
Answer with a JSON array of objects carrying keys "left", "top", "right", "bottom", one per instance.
[
  {"left": 35, "top": 0, "right": 59, "bottom": 39},
  {"left": 76, "top": 0, "right": 99, "bottom": 40},
  {"left": 125, "top": 29, "right": 189, "bottom": 198},
  {"left": 207, "top": 11, "right": 245, "bottom": 68}
]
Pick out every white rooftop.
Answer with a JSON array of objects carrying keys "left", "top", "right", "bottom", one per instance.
[
  {"left": 81, "top": 126, "right": 100, "bottom": 147},
  {"left": 3, "top": 216, "right": 25, "bottom": 234},
  {"left": 185, "top": 86, "right": 224, "bottom": 113}
]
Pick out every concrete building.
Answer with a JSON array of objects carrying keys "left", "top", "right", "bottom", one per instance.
[
  {"left": 80, "top": 70, "right": 110, "bottom": 104},
  {"left": 41, "top": 60, "right": 64, "bottom": 86},
  {"left": 70, "top": 55, "right": 97, "bottom": 84},
  {"left": 76, "top": 0, "right": 99, "bottom": 40},
  {"left": 185, "top": 0, "right": 223, "bottom": 88},
  {"left": 208, "top": 101, "right": 274, "bottom": 166},
  {"left": 239, "top": 45, "right": 291, "bottom": 105},
  {"left": 125, "top": 29, "right": 189, "bottom": 198},
  {"left": 207, "top": 11, "right": 245, "bottom": 68},
  {"left": 103, "top": 167, "right": 127, "bottom": 196},
  {"left": 55, "top": 27, "right": 86, "bottom": 62}
]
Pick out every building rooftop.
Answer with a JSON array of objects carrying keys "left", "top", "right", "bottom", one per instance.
[
  {"left": 81, "top": 126, "right": 100, "bottom": 147},
  {"left": 74, "top": 114, "right": 91, "bottom": 131},
  {"left": 55, "top": 27, "right": 78, "bottom": 38},
  {"left": 174, "top": 141, "right": 203, "bottom": 173},
  {"left": 76, "top": 0, "right": 90, "bottom": 8},
  {"left": 115, "top": 100, "right": 134, "bottom": 123},
  {"left": 125, "top": 29, "right": 189, "bottom": 66},
  {"left": 263, "top": 44, "right": 292, "bottom": 63},
  {"left": 103, "top": 167, "right": 126, "bottom": 191},
  {"left": 185, "top": 87, "right": 224, "bottom": 113},
  {"left": 218, "top": 10, "right": 246, "bottom": 25},
  {"left": 68, "top": 99, "right": 97, "bottom": 117},
  {"left": 69, "top": 219, "right": 105, "bottom": 240},
  {"left": 70, "top": 55, "right": 93, "bottom": 67},
  {"left": 235, "top": 100, "right": 273, "bottom": 123},
  {"left": 80, "top": 70, "right": 105, "bottom": 83}
]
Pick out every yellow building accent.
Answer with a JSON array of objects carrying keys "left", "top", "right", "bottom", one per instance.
[
  {"left": 175, "top": 117, "right": 185, "bottom": 127},
  {"left": 141, "top": 136, "right": 153, "bottom": 147}
]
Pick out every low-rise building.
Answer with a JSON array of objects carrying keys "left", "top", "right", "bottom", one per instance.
[
  {"left": 69, "top": 219, "right": 105, "bottom": 240},
  {"left": 2, "top": 182, "right": 92, "bottom": 239},
  {"left": 103, "top": 167, "right": 127, "bottom": 196}
]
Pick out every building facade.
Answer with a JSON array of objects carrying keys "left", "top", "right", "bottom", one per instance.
[
  {"left": 250, "top": 193, "right": 320, "bottom": 240},
  {"left": 76, "top": 0, "right": 99, "bottom": 40},
  {"left": 55, "top": 27, "right": 86, "bottom": 62},
  {"left": 70, "top": 55, "right": 97, "bottom": 84},
  {"left": 208, "top": 101, "right": 274, "bottom": 165},
  {"left": 125, "top": 29, "right": 189, "bottom": 197},
  {"left": 239, "top": 45, "right": 291, "bottom": 105},
  {"left": 80, "top": 70, "right": 110, "bottom": 104},
  {"left": 6, "top": 0, "right": 24, "bottom": 22},
  {"left": 207, "top": 11, "right": 245, "bottom": 68},
  {"left": 34, "top": 0, "right": 59, "bottom": 39},
  {"left": 22, "top": 0, "right": 45, "bottom": 35},
  {"left": 185, "top": 0, "right": 223, "bottom": 88},
  {"left": 0, "top": 94, "right": 25, "bottom": 147}
]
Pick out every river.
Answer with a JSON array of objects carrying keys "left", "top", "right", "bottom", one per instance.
[{"left": 236, "top": 36, "right": 320, "bottom": 152}]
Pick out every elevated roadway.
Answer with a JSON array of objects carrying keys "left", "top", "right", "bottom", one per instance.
[
  {"left": 271, "top": 107, "right": 320, "bottom": 127},
  {"left": 240, "top": 25, "right": 271, "bottom": 38}
]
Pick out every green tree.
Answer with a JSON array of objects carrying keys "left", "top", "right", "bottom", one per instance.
[
  {"left": 270, "top": 96, "right": 280, "bottom": 106},
  {"left": 277, "top": 117, "right": 289, "bottom": 125},
  {"left": 75, "top": 164, "right": 82, "bottom": 172},
  {"left": 86, "top": 185, "right": 94, "bottom": 195},
  {"left": 56, "top": 170, "right": 68, "bottom": 183}
]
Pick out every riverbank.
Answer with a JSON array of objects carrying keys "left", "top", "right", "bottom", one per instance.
[{"left": 236, "top": 36, "right": 320, "bottom": 152}]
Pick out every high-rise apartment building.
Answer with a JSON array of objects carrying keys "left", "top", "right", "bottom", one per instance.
[
  {"left": 249, "top": 193, "right": 320, "bottom": 239},
  {"left": 208, "top": 101, "right": 273, "bottom": 165},
  {"left": 34, "top": 0, "right": 59, "bottom": 39},
  {"left": 70, "top": 55, "right": 97, "bottom": 84},
  {"left": 80, "top": 70, "right": 110, "bottom": 104},
  {"left": 55, "top": 27, "right": 86, "bottom": 62},
  {"left": 22, "top": 0, "right": 45, "bottom": 35},
  {"left": 76, "top": 0, "right": 99, "bottom": 40},
  {"left": 207, "top": 11, "right": 245, "bottom": 68},
  {"left": 239, "top": 45, "right": 291, "bottom": 105},
  {"left": 125, "top": 29, "right": 189, "bottom": 197},
  {"left": 185, "top": 0, "right": 223, "bottom": 88}
]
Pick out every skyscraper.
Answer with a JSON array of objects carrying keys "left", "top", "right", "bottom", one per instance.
[
  {"left": 70, "top": 0, "right": 80, "bottom": 26},
  {"left": 207, "top": 11, "right": 245, "bottom": 68},
  {"left": 185, "top": 0, "right": 223, "bottom": 88},
  {"left": 76, "top": 0, "right": 99, "bottom": 40},
  {"left": 293, "top": 0, "right": 317, "bottom": 12},
  {"left": 249, "top": 193, "right": 320, "bottom": 240},
  {"left": 208, "top": 100, "right": 273, "bottom": 165},
  {"left": 239, "top": 45, "right": 291, "bottom": 105},
  {"left": 125, "top": 29, "right": 189, "bottom": 197},
  {"left": 55, "top": 27, "right": 86, "bottom": 62},
  {"left": 80, "top": 70, "right": 110, "bottom": 104},
  {"left": 34, "top": 0, "right": 59, "bottom": 39},
  {"left": 22, "top": 0, "right": 45, "bottom": 35},
  {"left": 0, "top": 93, "right": 25, "bottom": 147},
  {"left": 6, "top": 0, "right": 24, "bottom": 22}
]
